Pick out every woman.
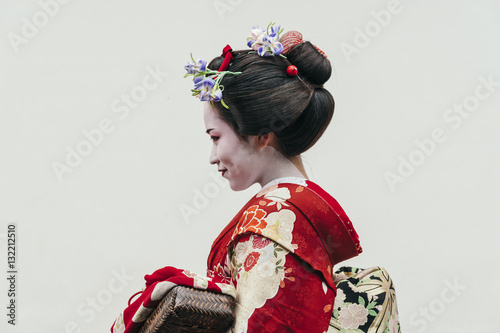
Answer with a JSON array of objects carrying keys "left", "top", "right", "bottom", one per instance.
[
  {"left": 198, "top": 26, "right": 400, "bottom": 332},
  {"left": 196, "top": 26, "right": 359, "bottom": 332},
  {"left": 112, "top": 24, "right": 400, "bottom": 333}
]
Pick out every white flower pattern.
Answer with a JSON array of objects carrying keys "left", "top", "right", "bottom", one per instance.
[
  {"left": 338, "top": 303, "right": 369, "bottom": 329},
  {"left": 257, "top": 260, "right": 275, "bottom": 278},
  {"left": 263, "top": 209, "right": 298, "bottom": 251},
  {"left": 230, "top": 234, "right": 293, "bottom": 333},
  {"left": 329, "top": 266, "right": 401, "bottom": 332},
  {"left": 234, "top": 240, "right": 254, "bottom": 263},
  {"left": 262, "top": 187, "right": 291, "bottom": 210},
  {"left": 112, "top": 313, "right": 125, "bottom": 333},
  {"left": 334, "top": 288, "right": 346, "bottom": 309}
]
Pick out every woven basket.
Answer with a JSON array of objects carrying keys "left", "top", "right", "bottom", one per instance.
[{"left": 138, "top": 285, "right": 235, "bottom": 333}]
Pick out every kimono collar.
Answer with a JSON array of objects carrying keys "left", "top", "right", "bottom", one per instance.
[{"left": 260, "top": 176, "right": 308, "bottom": 191}]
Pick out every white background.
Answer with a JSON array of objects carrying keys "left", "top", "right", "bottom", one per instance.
[{"left": 1, "top": 0, "right": 499, "bottom": 332}]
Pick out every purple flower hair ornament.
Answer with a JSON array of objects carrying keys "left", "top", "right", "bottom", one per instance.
[
  {"left": 195, "top": 77, "right": 222, "bottom": 102},
  {"left": 184, "top": 53, "right": 241, "bottom": 108},
  {"left": 184, "top": 23, "right": 288, "bottom": 107},
  {"left": 247, "top": 22, "right": 285, "bottom": 57},
  {"left": 184, "top": 58, "right": 207, "bottom": 75}
]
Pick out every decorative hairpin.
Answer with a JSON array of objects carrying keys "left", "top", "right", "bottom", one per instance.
[
  {"left": 184, "top": 23, "right": 325, "bottom": 106},
  {"left": 247, "top": 23, "right": 285, "bottom": 57},
  {"left": 183, "top": 23, "right": 286, "bottom": 108},
  {"left": 184, "top": 53, "right": 241, "bottom": 109},
  {"left": 279, "top": 30, "right": 327, "bottom": 58}
]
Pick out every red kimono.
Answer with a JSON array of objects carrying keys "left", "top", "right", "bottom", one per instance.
[{"left": 207, "top": 177, "right": 362, "bottom": 333}]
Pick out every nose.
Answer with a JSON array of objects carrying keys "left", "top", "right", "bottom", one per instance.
[{"left": 209, "top": 143, "right": 219, "bottom": 165}]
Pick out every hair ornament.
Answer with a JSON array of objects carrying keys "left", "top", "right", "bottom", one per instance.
[
  {"left": 184, "top": 48, "right": 241, "bottom": 109},
  {"left": 280, "top": 30, "right": 303, "bottom": 55},
  {"left": 313, "top": 45, "right": 327, "bottom": 58},
  {"left": 280, "top": 30, "right": 327, "bottom": 58},
  {"left": 247, "top": 22, "right": 284, "bottom": 57},
  {"left": 184, "top": 23, "right": 326, "bottom": 106},
  {"left": 286, "top": 65, "right": 298, "bottom": 77},
  {"left": 218, "top": 45, "right": 233, "bottom": 71}
]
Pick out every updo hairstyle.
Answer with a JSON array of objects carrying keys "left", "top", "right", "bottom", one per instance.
[{"left": 208, "top": 41, "right": 334, "bottom": 157}]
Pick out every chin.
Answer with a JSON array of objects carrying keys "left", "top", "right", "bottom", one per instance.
[
  {"left": 229, "top": 180, "right": 253, "bottom": 192},
  {"left": 229, "top": 183, "right": 247, "bottom": 192}
]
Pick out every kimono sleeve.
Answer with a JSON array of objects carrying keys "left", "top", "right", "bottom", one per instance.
[{"left": 228, "top": 233, "right": 335, "bottom": 333}]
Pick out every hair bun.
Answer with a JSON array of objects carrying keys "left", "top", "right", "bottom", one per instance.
[
  {"left": 285, "top": 41, "right": 332, "bottom": 86},
  {"left": 313, "top": 45, "right": 327, "bottom": 58},
  {"left": 275, "top": 87, "right": 335, "bottom": 156}
]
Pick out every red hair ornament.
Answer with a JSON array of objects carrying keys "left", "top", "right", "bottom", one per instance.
[
  {"left": 286, "top": 65, "right": 298, "bottom": 77},
  {"left": 280, "top": 30, "right": 303, "bottom": 55},
  {"left": 279, "top": 30, "right": 327, "bottom": 58},
  {"left": 218, "top": 45, "right": 233, "bottom": 71}
]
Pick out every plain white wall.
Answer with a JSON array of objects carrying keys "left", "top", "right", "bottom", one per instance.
[{"left": 1, "top": 0, "right": 499, "bottom": 332}]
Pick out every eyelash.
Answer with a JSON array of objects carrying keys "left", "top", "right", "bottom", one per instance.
[{"left": 210, "top": 136, "right": 219, "bottom": 142}]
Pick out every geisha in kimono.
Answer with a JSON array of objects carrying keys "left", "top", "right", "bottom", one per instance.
[
  {"left": 198, "top": 25, "right": 401, "bottom": 333},
  {"left": 111, "top": 24, "right": 400, "bottom": 333}
]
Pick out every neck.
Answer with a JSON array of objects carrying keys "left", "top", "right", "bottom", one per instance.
[
  {"left": 288, "top": 155, "right": 309, "bottom": 179},
  {"left": 256, "top": 146, "right": 308, "bottom": 188}
]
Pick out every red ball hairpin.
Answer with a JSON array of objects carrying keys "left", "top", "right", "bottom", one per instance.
[
  {"left": 279, "top": 30, "right": 327, "bottom": 78},
  {"left": 286, "top": 65, "right": 298, "bottom": 77},
  {"left": 281, "top": 31, "right": 301, "bottom": 77}
]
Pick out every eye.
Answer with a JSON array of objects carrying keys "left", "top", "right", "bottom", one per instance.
[{"left": 210, "top": 136, "right": 219, "bottom": 142}]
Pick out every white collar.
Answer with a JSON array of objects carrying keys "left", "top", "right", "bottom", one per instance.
[{"left": 261, "top": 176, "right": 308, "bottom": 191}]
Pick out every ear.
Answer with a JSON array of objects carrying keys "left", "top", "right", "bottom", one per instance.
[{"left": 255, "top": 132, "right": 275, "bottom": 149}]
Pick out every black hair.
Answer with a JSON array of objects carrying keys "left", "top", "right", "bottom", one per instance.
[{"left": 208, "top": 41, "right": 334, "bottom": 157}]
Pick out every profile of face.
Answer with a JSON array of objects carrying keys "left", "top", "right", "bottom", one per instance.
[{"left": 203, "top": 102, "right": 266, "bottom": 191}]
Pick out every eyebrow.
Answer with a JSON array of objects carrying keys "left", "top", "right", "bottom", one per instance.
[{"left": 206, "top": 128, "right": 214, "bottom": 134}]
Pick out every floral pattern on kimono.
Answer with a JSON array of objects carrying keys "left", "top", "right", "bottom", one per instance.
[
  {"left": 328, "top": 266, "right": 401, "bottom": 333},
  {"left": 207, "top": 178, "right": 363, "bottom": 333}
]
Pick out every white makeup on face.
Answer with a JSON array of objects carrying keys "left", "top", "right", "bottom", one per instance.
[
  {"left": 203, "top": 102, "right": 306, "bottom": 191},
  {"left": 203, "top": 103, "right": 262, "bottom": 191}
]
